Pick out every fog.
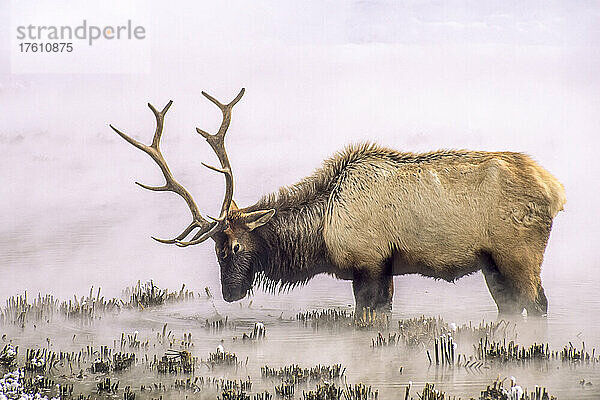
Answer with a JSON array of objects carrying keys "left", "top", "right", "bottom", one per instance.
[
  {"left": 1, "top": 2, "right": 599, "bottom": 398},
  {"left": 0, "top": 0, "right": 598, "bottom": 336}
]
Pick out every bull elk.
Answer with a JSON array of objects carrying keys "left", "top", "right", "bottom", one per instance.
[{"left": 111, "top": 89, "right": 566, "bottom": 316}]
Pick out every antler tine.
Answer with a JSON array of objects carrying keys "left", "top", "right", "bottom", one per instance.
[
  {"left": 148, "top": 102, "right": 172, "bottom": 149},
  {"left": 111, "top": 101, "right": 215, "bottom": 244},
  {"left": 175, "top": 221, "right": 223, "bottom": 247},
  {"left": 195, "top": 88, "right": 245, "bottom": 233},
  {"left": 153, "top": 221, "right": 214, "bottom": 245}
]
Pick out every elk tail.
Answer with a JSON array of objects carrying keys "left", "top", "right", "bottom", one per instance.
[{"left": 535, "top": 165, "right": 566, "bottom": 218}]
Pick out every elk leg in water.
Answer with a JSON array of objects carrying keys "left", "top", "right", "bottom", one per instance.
[
  {"left": 532, "top": 283, "right": 548, "bottom": 315},
  {"left": 352, "top": 271, "right": 394, "bottom": 314},
  {"left": 482, "top": 253, "right": 547, "bottom": 316},
  {"left": 481, "top": 265, "right": 522, "bottom": 314}
]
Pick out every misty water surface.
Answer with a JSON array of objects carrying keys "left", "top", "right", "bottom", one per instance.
[{"left": 1, "top": 2, "right": 599, "bottom": 398}]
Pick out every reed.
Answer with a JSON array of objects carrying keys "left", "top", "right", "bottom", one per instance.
[
  {"left": 261, "top": 364, "right": 345, "bottom": 384},
  {"left": 154, "top": 350, "right": 196, "bottom": 374},
  {"left": 474, "top": 337, "right": 598, "bottom": 366},
  {"left": 275, "top": 381, "right": 295, "bottom": 398},
  {"left": 302, "top": 382, "right": 343, "bottom": 400},
  {"left": 0, "top": 344, "right": 17, "bottom": 367},
  {"left": 0, "top": 282, "right": 197, "bottom": 327},
  {"left": 204, "top": 346, "right": 243, "bottom": 369},
  {"left": 97, "top": 377, "right": 119, "bottom": 394},
  {"left": 344, "top": 382, "right": 379, "bottom": 400},
  {"left": 241, "top": 322, "right": 266, "bottom": 341}
]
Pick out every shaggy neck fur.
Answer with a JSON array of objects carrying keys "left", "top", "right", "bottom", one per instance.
[
  {"left": 244, "top": 158, "right": 345, "bottom": 292},
  {"left": 248, "top": 195, "right": 332, "bottom": 292}
]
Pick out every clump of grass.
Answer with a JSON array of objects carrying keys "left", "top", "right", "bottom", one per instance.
[
  {"left": 476, "top": 338, "right": 552, "bottom": 364},
  {"left": 173, "top": 376, "right": 205, "bottom": 392},
  {"left": 296, "top": 308, "right": 389, "bottom": 331},
  {"left": 220, "top": 388, "right": 271, "bottom": 400},
  {"left": 119, "top": 331, "right": 150, "bottom": 352},
  {"left": 275, "top": 381, "right": 295, "bottom": 398},
  {"left": 297, "top": 309, "right": 354, "bottom": 330},
  {"left": 261, "top": 364, "right": 345, "bottom": 384},
  {"left": 370, "top": 316, "right": 448, "bottom": 349},
  {"left": 60, "top": 286, "right": 120, "bottom": 323},
  {"left": 204, "top": 346, "right": 243, "bottom": 369},
  {"left": 475, "top": 338, "right": 599, "bottom": 366},
  {"left": 90, "top": 357, "right": 110, "bottom": 373},
  {"left": 396, "top": 316, "right": 445, "bottom": 348},
  {"left": 1, "top": 292, "right": 59, "bottom": 327},
  {"left": 301, "top": 382, "right": 378, "bottom": 400},
  {"left": 428, "top": 334, "right": 456, "bottom": 366},
  {"left": 1, "top": 368, "right": 68, "bottom": 400},
  {"left": 220, "top": 388, "right": 251, "bottom": 400},
  {"left": 1, "top": 282, "right": 197, "bottom": 327},
  {"left": 123, "top": 385, "right": 135, "bottom": 400},
  {"left": 479, "top": 379, "right": 556, "bottom": 400},
  {"left": 140, "top": 381, "right": 167, "bottom": 392},
  {"left": 344, "top": 383, "right": 378, "bottom": 400},
  {"left": 302, "top": 382, "right": 343, "bottom": 400},
  {"left": 215, "top": 377, "right": 259, "bottom": 400},
  {"left": 155, "top": 350, "right": 195, "bottom": 374},
  {"left": 123, "top": 281, "right": 195, "bottom": 309},
  {"left": 24, "top": 348, "right": 58, "bottom": 373},
  {"left": 113, "top": 353, "right": 136, "bottom": 372},
  {"left": 412, "top": 382, "right": 453, "bottom": 400},
  {"left": 453, "top": 320, "right": 515, "bottom": 343},
  {"left": 97, "top": 376, "right": 119, "bottom": 394},
  {"left": 0, "top": 344, "right": 17, "bottom": 367},
  {"left": 216, "top": 377, "right": 253, "bottom": 392},
  {"left": 252, "top": 392, "right": 273, "bottom": 400},
  {"left": 241, "top": 322, "right": 266, "bottom": 341},
  {"left": 89, "top": 352, "right": 135, "bottom": 374},
  {"left": 403, "top": 379, "right": 557, "bottom": 400},
  {"left": 371, "top": 332, "right": 399, "bottom": 348},
  {"left": 205, "top": 316, "right": 236, "bottom": 332},
  {"left": 560, "top": 342, "right": 599, "bottom": 364}
]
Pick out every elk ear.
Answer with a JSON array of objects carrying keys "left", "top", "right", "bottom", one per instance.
[
  {"left": 242, "top": 209, "right": 275, "bottom": 231},
  {"left": 229, "top": 200, "right": 239, "bottom": 212}
]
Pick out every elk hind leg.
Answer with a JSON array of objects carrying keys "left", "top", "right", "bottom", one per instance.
[
  {"left": 483, "top": 250, "right": 546, "bottom": 316},
  {"left": 481, "top": 263, "right": 522, "bottom": 315}
]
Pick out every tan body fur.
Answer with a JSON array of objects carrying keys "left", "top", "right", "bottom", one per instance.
[{"left": 317, "top": 145, "right": 565, "bottom": 313}]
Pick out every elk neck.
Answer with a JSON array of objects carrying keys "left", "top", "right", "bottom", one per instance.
[{"left": 245, "top": 195, "right": 332, "bottom": 293}]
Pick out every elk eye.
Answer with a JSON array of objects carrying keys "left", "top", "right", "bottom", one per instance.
[{"left": 233, "top": 243, "right": 240, "bottom": 254}]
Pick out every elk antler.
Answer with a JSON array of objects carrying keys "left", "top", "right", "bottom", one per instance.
[{"left": 110, "top": 88, "right": 245, "bottom": 247}]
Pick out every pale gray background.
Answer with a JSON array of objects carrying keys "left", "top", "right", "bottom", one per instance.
[{"left": 0, "top": 2, "right": 598, "bottom": 322}]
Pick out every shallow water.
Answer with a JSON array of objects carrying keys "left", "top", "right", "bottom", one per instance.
[{"left": 1, "top": 271, "right": 599, "bottom": 399}]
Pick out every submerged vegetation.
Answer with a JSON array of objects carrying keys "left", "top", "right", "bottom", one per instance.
[
  {"left": 0, "top": 286, "right": 592, "bottom": 399},
  {"left": 296, "top": 308, "right": 390, "bottom": 331},
  {"left": 261, "top": 364, "right": 345, "bottom": 384},
  {"left": 0, "top": 281, "right": 197, "bottom": 326},
  {"left": 405, "top": 380, "right": 557, "bottom": 400}
]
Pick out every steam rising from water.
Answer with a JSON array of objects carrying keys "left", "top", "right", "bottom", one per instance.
[{"left": 0, "top": 2, "right": 599, "bottom": 397}]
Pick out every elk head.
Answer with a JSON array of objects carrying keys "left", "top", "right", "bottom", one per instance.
[{"left": 110, "top": 89, "right": 275, "bottom": 302}]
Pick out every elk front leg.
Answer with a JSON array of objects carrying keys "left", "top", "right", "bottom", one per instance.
[{"left": 352, "top": 271, "right": 394, "bottom": 315}]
